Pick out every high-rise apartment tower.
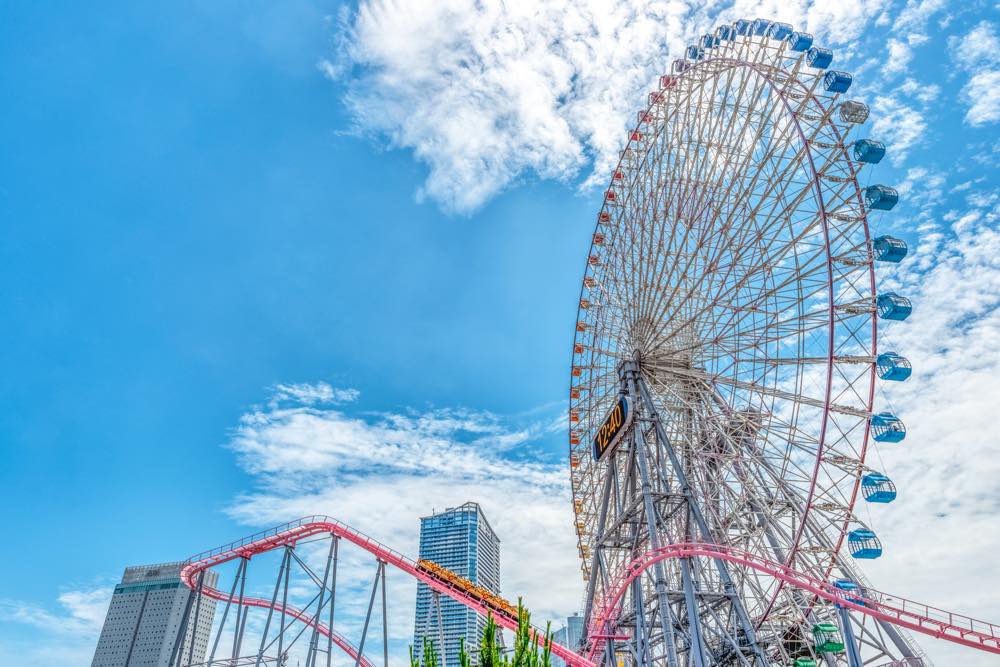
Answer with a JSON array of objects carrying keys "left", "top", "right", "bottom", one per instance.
[{"left": 413, "top": 502, "right": 501, "bottom": 667}]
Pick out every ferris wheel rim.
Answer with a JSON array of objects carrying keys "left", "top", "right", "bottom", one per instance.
[{"left": 568, "top": 50, "right": 879, "bottom": 607}]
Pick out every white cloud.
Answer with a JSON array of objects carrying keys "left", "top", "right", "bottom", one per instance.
[
  {"left": 226, "top": 386, "right": 581, "bottom": 649},
  {"left": 949, "top": 21, "right": 1000, "bottom": 126},
  {"left": 898, "top": 77, "right": 941, "bottom": 104},
  {"left": 329, "top": 0, "right": 890, "bottom": 212},
  {"left": 882, "top": 38, "right": 913, "bottom": 75},
  {"left": 894, "top": 0, "right": 948, "bottom": 32},
  {"left": 871, "top": 94, "right": 928, "bottom": 163},
  {"left": 864, "top": 186, "right": 1000, "bottom": 666},
  {"left": 271, "top": 381, "right": 360, "bottom": 406},
  {"left": 0, "top": 586, "right": 112, "bottom": 667},
  {"left": 950, "top": 20, "right": 1000, "bottom": 70},
  {"left": 962, "top": 69, "right": 1000, "bottom": 126}
]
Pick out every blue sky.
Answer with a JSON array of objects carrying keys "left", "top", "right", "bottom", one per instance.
[{"left": 1, "top": 1, "right": 999, "bottom": 665}]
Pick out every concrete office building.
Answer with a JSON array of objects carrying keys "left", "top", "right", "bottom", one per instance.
[{"left": 91, "top": 561, "right": 218, "bottom": 667}]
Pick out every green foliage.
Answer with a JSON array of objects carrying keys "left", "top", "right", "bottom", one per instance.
[
  {"left": 411, "top": 637, "right": 440, "bottom": 667},
  {"left": 412, "top": 599, "right": 553, "bottom": 667}
]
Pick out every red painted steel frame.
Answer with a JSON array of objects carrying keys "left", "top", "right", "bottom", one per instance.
[
  {"left": 181, "top": 516, "right": 596, "bottom": 667},
  {"left": 586, "top": 543, "right": 1000, "bottom": 661}
]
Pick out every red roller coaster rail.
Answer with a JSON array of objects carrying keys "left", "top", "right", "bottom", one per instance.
[
  {"left": 181, "top": 517, "right": 1000, "bottom": 667},
  {"left": 181, "top": 516, "right": 595, "bottom": 667},
  {"left": 586, "top": 543, "right": 1000, "bottom": 661}
]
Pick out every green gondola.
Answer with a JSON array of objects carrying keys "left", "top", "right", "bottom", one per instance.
[{"left": 813, "top": 622, "right": 846, "bottom": 653}]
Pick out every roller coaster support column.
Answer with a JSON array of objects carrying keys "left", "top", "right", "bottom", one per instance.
[
  {"left": 207, "top": 556, "right": 247, "bottom": 665},
  {"left": 307, "top": 535, "right": 339, "bottom": 667},
  {"left": 631, "top": 364, "right": 770, "bottom": 666},
  {"left": 167, "top": 570, "right": 202, "bottom": 667},
  {"left": 257, "top": 546, "right": 293, "bottom": 667},
  {"left": 382, "top": 561, "right": 389, "bottom": 667},
  {"left": 433, "top": 591, "right": 447, "bottom": 667},
  {"left": 838, "top": 606, "right": 863, "bottom": 667},
  {"left": 277, "top": 544, "right": 293, "bottom": 663},
  {"left": 355, "top": 561, "right": 385, "bottom": 667},
  {"left": 234, "top": 555, "right": 251, "bottom": 660}
]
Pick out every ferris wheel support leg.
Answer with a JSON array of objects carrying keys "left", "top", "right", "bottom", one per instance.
[
  {"left": 837, "top": 607, "right": 863, "bottom": 667},
  {"left": 680, "top": 558, "right": 709, "bottom": 667},
  {"left": 879, "top": 619, "right": 920, "bottom": 660},
  {"left": 630, "top": 416, "right": 683, "bottom": 667},
  {"left": 631, "top": 577, "right": 652, "bottom": 667},
  {"left": 632, "top": 369, "right": 770, "bottom": 667},
  {"left": 582, "top": 458, "right": 616, "bottom": 639}
]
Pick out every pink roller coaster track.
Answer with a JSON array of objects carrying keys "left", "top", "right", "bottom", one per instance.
[
  {"left": 586, "top": 543, "right": 1000, "bottom": 661},
  {"left": 182, "top": 517, "right": 1000, "bottom": 667},
  {"left": 181, "top": 516, "right": 595, "bottom": 667}
]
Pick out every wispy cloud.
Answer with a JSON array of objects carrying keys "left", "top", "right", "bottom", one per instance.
[
  {"left": 328, "top": 0, "right": 890, "bottom": 213},
  {"left": 0, "top": 586, "right": 112, "bottom": 667},
  {"left": 949, "top": 21, "right": 1000, "bottom": 126},
  {"left": 227, "top": 385, "right": 581, "bottom": 639},
  {"left": 271, "top": 381, "right": 360, "bottom": 406}
]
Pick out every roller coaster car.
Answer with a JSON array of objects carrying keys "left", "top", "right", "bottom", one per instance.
[{"left": 416, "top": 560, "right": 518, "bottom": 619}]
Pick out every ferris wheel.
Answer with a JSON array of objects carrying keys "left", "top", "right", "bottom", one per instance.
[{"left": 569, "top": 17, "right": 919, "bottom": 667}]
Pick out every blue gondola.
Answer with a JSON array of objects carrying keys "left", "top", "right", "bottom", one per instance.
[
  {"left": 807, "top": 47, "right": 834, "bottom": 68},
  {"left": 848, "top": 529, "right": 882, "bottom": 559},
  {"left": 832, "top": 578, "right": 867, "bottom": 606},
  {"left": 824, "top": 70, "right": 853, "bottom": 93},
  {"left": 787, "top": 31, "right": 814, "bottom": 52},
  {"left": 865, "top": 184, "right": 899, "bottom": 211},
  {"left": 876, "top": 352, "right": 912, "bottom": 381},
  {"left": 877, "top": 292, "right": 912, "bottom": 320},
  {"left": 873, "top": 235, "right": 908, "bottom": 262},
  {"left": 768, "top": 22, "right": 793, "bottom": 40},
  {"left": 862, "top": 473, "right": 897, "bottom": 503},
  {"left": 701, "top": 33, "right": 720, "bottom": 49},
  {"left": 853, "top": 139, "right": 886, "bottom": 164},
  {"left": 870, "top": 412, "right": 906, "bottom": 443},
  {"left": 686, "top": 45, "right": 701, "bottom": 60},
  {"left": 752, "top": 18, "right": 773, "bottom": 36},
  {"left": 735, "top": 19, "right": 752, "bottom": 36},
  {"left": 716, "top": 25, "right": 736, "bottom": 41}
]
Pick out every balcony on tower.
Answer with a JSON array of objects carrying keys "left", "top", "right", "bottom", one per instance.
[
  {"left": 877, "top": 292, "right": 912, "bottom": 320},
  {"left": 876, "top": 352, "right": 912, "bottom": 381},
  {"left": 873, "top": 235, "right": 908, "bottom": 263},
  {"left": 871, "top": 412, "right": 906, "bottom": 443},
  {"left": 848, "top": 528, "right": 882, "bottom": 559},
  {"left": 862, "top": 473, "right": 897, "bottom": 503}
]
